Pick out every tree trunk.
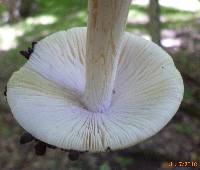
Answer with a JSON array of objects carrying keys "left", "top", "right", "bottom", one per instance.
[
  {"left": 148, "top": 0, "right": 161, "bottom": 46},
  {"left": 5, "top": 0, "right": 37, "bottom": 23},
  {"left": 7, "top": 0, "right": 21, "bottom": 23},
  {"left": 19, "top": 0, "right": 36, "bottom": 18}
]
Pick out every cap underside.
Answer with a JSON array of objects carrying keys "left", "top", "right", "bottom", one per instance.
[{"left": 7, "top": 27, "right": 184, "bottom": 152}]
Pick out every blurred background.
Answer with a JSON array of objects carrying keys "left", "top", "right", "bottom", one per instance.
[{"left": 0, "top": 0, "right": 200, "bottom": 169}]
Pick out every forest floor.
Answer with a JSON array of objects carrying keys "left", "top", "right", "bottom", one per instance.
[{"left": 0, "top": 1, "right": 200, "bottom": 170}]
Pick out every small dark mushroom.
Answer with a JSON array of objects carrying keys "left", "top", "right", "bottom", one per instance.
[
  {"left": 46, "top": 144, "right": 56, "bottom": 149},
  {"left": 19, "top": 41, "right": 37, "bottom": 59},
  {"left": 32, "top": 41, "right": 37, "bottom": 48},
  {"left": 19, "top": 50, "right": 31, "bottom": 59},
  {"left": 61, "top": 148, "right": 69, "bottom": 152},
  {"left": 34, "top": 141, "right": 46, "bottom": 156},
  {"left": 4, "top": 86, "right": 7, "bottom": 97},
  {"left": 20, "top": 132, "right": 34, "bottom": 144},
  {"left": 106, "top": 147, "right": 112, "bottom": 152}
]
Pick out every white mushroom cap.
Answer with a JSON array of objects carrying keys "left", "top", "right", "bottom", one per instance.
[{"left": 7, "top": 27, "right": 183, "bottom": 152}]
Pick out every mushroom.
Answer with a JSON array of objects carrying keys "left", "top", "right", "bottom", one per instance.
[{"left": 7, "top": 0, "right": 183, "bottom": 153}]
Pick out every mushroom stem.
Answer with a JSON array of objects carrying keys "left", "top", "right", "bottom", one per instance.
[{"left": 84, "top": 0, "right": 131, "bottom": 112}]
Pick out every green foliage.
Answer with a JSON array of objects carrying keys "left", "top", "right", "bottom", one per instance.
[
  {"left": 0, "top": 0, "right": 88, "bottom": 74},
  {"left": 0, "top": 3, "right": 6, "bottom": 13},
  {"left": 99, "top": 162, "right": 111, "bottom": 170},
  {"left": 175, "top": 123, "right": 193, "bottom": 135},
  {"left": 184, "top": 87, "right": 194, "bottom": 103},
  {"left": 0, "top": 114, "right": 12, "bottom": 137},
  {"left": 35, "top": 0, "right": 87, "bottom": 15},
  {"left": 115, "top": 156, "right": 133, "bottom": 168}
]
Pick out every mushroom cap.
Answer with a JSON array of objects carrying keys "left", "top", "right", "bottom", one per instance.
[{"left": 7, "top": 27, "right": 184, "bottom": 152}]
